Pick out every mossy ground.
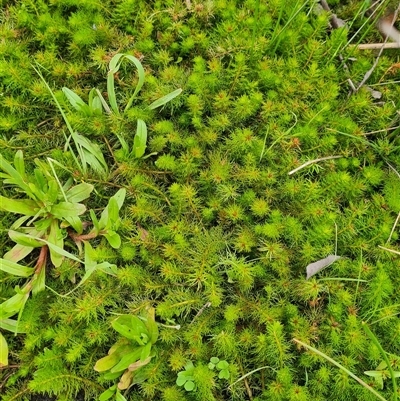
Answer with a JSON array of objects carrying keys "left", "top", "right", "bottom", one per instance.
[{"left": 2, "top": 1, "right": 400, "bottom": 400}]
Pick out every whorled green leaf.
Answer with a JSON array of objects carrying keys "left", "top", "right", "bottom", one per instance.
[
  {"left": 148, "top": 88, "right": 182, "bottom": 110},
  {"left": 0, "top": 332, "right": 8, "bottom": 367},
  {"left": 0, "top": 258, "right": 34, "bottom": 277},
  {"left": 133, "top": 119, "right": 147, "bottom": 159}
]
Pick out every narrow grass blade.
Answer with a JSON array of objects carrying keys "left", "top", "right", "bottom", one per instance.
[
  {"left": 123, "top": 55, "right": 145, "bottom": 112},
  {"left": 133, "top": 119, "right": 147, "bottom": 158},
  {"left": 293, "top": 338, "right": 388, "bottom": 401},
  {"left": 32, "top": 64, "right": 84, "bottom": 173},
  {"left": 148, "top": 88, "right": 182, "bottom": 110}
]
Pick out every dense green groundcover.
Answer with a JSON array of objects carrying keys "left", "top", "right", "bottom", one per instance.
[{"left": 2, "top": 0, "right": 400, "bottom": 400}]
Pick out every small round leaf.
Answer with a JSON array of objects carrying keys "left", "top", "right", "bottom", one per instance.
[{"left": 184, "top": 381, "right": 195, "bottom": 391}]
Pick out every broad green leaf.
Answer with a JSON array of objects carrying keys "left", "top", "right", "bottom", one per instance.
[
  {"left": 14, "top": 150, "right": 26, "bottom": 178},
  {"left": 47, "top": 179, "right": 60, "bottom": 204},
  {"left": 48, "top": 220, "right": 64, "bottom": 267},
  {"left": 210, "top": 357, "right": 219, "bottom": 364},
  {"left": 51, "top": 202, "right": 86, "bottom": 219},
  {"left": 95, "top": 262, "right": 118, "bottom": 275},
  {"left": 111, "top": 315, "right": 148, "bottom": 342},
  {"left": 103, "top": 371, "right": 123, "bottom": 380},
  {"left": 148, "top": 88, "right": 182, "bottom": 110},
  {"left": 91, "top": 95, "right": 102, "bottom": 114},
  {"left": 113, "top": 188, "right": 126, "bottom": 210},
  {"left": 115, "top": 391, "right": 127, "bottom": 401},
  {"left": 0, "top": 287, "right": 30, "bottom": 320},
  {"left": 103, "top": 231, "right": 121, "bottom": 249},
  {"left": 33, "top": 169, "right": 48, "bottom": 196},
  {"left": 65, "top": 182, "right": 93, "bottom": 203},
  {"left": 98, "top": 385, "right": 117, "bottom": 401},
  {"left": 0, "top": 258, "right": 34, "bottom": 277},
  {"left": 94, "top": 352, "right": 121, "bottom": 372},
  {"left": 0, "top": 318, "right": 26, "bottom": 333},
  {"left": 33, "top": 218, "right": 53, "bottom": 231},
  {"left": 0, "top": 332, "right": 8, "bottom": 367},
  {"left": 0, "top": 196, "right": 38, "bottom": 216},
  {"left": 3, "top": 243, "right": 34, "bottom": 263},
  {"left": 90, "top": 209, "right": 100, "bottom": 235},
  {"left": 98, "top": 188, "right": 126, "bottom": 229},
  {"left": 111, "top": 348, "right": 142, "bottom": 373},
  {"left": 8, "top": 230, "right": 43, "bottom": 248},
  {"left": 133, "top": 119, "right": 147, "bottom": 158},
  {"left": 140, "top": 341, "right": 152, "bottom": 362},
  {"left": 107, "top": 197, "right": 119, "bottom": 226},
  {"left": 64, "top": 215, "right": 83, "bottom": 234},
  {"left": 144, "top": 308, "right": 159, "bottom": 344}
]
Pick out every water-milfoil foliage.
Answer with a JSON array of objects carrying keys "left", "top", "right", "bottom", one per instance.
[{"left": 1, "top": 0, "right": 400, "bottom": 400}]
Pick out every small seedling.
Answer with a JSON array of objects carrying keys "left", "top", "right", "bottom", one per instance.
[
  {"left": 208, "top": 357, "right": 230, "bottom": 379},
  {"left": 176, "top": 362, "right": 196, "bottom": 391},
  {"left": 95, "top": 308, "right": 159, "bottom": 400},
  {"left": 365, "top": 361, "right": 400, "bottom": 390}
]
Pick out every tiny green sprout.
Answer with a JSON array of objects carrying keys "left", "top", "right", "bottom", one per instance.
[
  {"left": 364, "top": 361, "right": 400, "bottom": 390},
  {"left": 208, "top": 357, "right": 230, "bottom": 379},
  {"left": 176, "top": 362, "right": 196, "bottom": 391}
]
